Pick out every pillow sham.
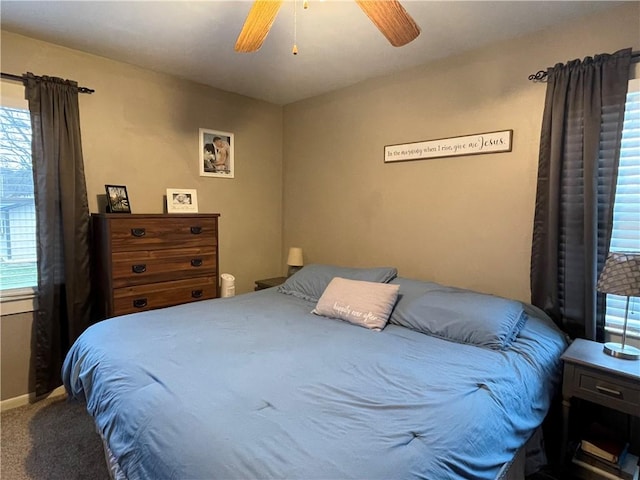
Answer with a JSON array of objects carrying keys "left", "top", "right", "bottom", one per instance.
[
  {"left": 388, "top": 277, "right": 443, "bottom": 314},
  {"left": 278, "top": 264, "right": 398, "bottom": 303},
  {"left": 390, "top": 280, "right": 526, "bottom": 350},
  {"left": 312, "top": 277, "right": 400, "bottom": 331}
]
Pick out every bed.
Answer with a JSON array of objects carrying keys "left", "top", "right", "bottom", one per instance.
[{"left": 63, "top": 265, "right": 567, "bottom": 480}]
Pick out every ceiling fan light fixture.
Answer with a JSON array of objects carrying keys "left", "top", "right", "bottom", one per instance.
[{"left": 235, "top": 0, "right": 420, "bottom": 53}]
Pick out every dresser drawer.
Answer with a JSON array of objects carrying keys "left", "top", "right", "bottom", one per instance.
[
  {"left": 574, "top": 366, "right": 640, "bottom": 414},
  {"left": 111, "top": 247, "right": 217, "bottom": 287},
  {"left": 112, "top": 277, "right": 217, "bottom": 316},
  {"left": 108, "top": 217, "right": 217, "bottom": 252}
]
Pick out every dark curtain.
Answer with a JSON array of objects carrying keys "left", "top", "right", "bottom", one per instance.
[
  {"left": 25, "top": 73, "right": 93, "bottom": 396},
  {"left": 530, "top": 49, "right": 631, "bottom": 341}
]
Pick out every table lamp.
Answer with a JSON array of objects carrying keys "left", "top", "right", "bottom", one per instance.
[
  {"left": 287, "top": 247, "right": 304, "bottom": 276},
  {"left": 596, "top": 252, "right": 640, "bottom": 360}
]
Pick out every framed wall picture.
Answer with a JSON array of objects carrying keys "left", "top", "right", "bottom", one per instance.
[
  {"left": 166, "top": 188, "right": 198, "bottom": 213},
  {"left": 105, "top": 185, "right": 131, "bottom": 213},
  {"left": 199, "top": 128, "right": 234, "bottom": 178}
]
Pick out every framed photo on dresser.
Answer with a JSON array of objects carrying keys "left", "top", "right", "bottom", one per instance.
[
  {"left": 105, "top": 185, "right": 131, "bottom": 213},
  {"left": 166, "top": 188, "right": 198, "bottom": 213}
]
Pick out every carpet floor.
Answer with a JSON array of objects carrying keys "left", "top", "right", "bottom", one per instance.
[{"left": 1, "top": 394, "right": 110, "bottom": 480}]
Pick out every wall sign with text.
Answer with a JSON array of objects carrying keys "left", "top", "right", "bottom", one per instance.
[{"left": 384, "top": 130, "right": 513, "bottom": 163}]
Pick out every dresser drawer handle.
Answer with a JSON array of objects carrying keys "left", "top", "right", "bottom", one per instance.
[
  {"left": 190, "top": 226, "right": 202, "bottom": 235},
  {"left": 131, "top": 228, "right": 146, "bottom": 237},
  {"left": 133, "top": 298, "right": 148, "bottom": 309},
  {"left": 191, "top": 289, "right": 204, "bottom": 299},
  {"left": 132, "top": 264, "right": 147, "bottom": 274},
  {"left": 595, "top": 385, "right": 622, "bottom": 398},
  {"left": 190, "top": 258, "right": 203, "bottom": 267}
]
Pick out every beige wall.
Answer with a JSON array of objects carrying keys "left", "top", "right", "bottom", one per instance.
[
  {"left": 282, "top": 3, "right": 639, "bottom": 303},
  {"left": 1, "top": 31, "right": 284, "bottom": 400},
  {"left": 0, "top": 312, "right": 34, "bottom": 401}
]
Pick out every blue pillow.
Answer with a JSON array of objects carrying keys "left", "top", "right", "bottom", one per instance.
[
  {"left": 388, "top": 277, "right": 443, "bottom": 309},
  {"left": 389, "top": 277, "right": 526, "bottom": 350},
  {"left": 278, "top": 264, "right": 398, "bottom": 303}
]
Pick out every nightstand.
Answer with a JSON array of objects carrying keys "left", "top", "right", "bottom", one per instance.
[
  {"left": 254, "top": 276, "right": 287, "bottom": 291},
  {"left": 560, "top": 338, "right": 640, "bottom": 462}
]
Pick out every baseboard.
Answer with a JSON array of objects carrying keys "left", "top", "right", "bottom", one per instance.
[{"left": 0, "top": 385, "right": 66, "bottom": 412}]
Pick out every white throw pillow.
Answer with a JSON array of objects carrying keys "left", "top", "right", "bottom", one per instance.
[{"left": 312, "top": 277, "right": 400, "bottom": 331}]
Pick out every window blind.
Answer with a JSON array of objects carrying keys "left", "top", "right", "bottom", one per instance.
[{"left": 605, "top": 84, "right": 640, "bottom": 337}]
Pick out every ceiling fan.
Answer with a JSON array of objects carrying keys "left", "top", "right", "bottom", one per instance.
[{"left": 234, "top": 0, "right": 421, "bottom": 53}]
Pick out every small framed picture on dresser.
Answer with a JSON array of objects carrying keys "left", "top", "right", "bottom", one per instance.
[
  {"left": 166, "top": 188, "right": 198, "bottom": 213},
  {"left": 105, "top": 185, "right": 131, "bottom": 213}
]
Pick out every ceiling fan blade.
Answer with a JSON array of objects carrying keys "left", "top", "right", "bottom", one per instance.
[
  {"left": 355, "top": 0, "right": 420, "bottom": 47},
  {"left": 235, "top": 0, "right": 284, "bottom": 53}
]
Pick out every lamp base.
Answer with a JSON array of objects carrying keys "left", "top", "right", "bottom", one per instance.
[{"left": 603, "top": 342, "right": 640, "bottom": 360}]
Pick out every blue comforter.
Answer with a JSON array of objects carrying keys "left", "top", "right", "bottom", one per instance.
[{"left": 63, "top": 288, "right": 566, "bottom": 480}]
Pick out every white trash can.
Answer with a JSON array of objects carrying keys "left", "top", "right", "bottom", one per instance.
[{"left": 220, "top": 273, "right": 235, "bottom": 298}]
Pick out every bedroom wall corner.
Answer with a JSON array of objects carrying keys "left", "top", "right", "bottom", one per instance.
[{"left": 1, "top": 30, "right": 284, "bottom": 295}]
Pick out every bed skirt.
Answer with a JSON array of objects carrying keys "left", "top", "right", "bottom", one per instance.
[
  {"left": 498, "top": 427, "right": 547, "bottom": 480},
  {"left": 99, "top": 427, "right": 126, "bottom": 480}
]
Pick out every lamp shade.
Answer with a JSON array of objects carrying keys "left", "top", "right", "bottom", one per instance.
[
  {"left": 597, "top": 252, "right": 640, "bottom": 297},
  {"left": 287, "top": 247, "right": 304, "bottom": 267}
]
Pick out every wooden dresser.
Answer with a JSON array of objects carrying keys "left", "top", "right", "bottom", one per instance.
[{"left": 92, "top": 213, "right": 220, "bottom": 318}]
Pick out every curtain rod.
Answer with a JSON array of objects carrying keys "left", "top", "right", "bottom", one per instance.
[
  {"left": 528, "top": 51, "right": 640, "bottom": 82},
  {"left": 1, "top": 72, "right": 95, "bottom": 94}
]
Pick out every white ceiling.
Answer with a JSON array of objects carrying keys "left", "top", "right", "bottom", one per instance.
[{"left": 1, "top": 1, "right": 622, "bottom": 105}]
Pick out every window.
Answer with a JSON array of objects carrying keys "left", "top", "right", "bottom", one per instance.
[
  {"left": 604, "top": 79, "right": 640, "bottom": 338},
  {"left": 0, "top": 100, "right": 37, "bottom": 296}
]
